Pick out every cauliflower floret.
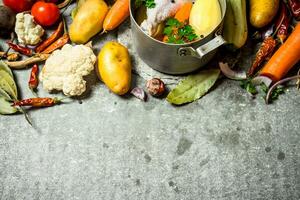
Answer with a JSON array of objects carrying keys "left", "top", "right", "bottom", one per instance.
[
  {"left": 63, "top": 74, "right": 86, "bottom": 97},
  {"left": 15, "top": 13, "right": 44, "bottom": 45},
  {"left": 140, "top": 0, "right": 187, "bottom": 36},
  {"left": 40, "top": 44, "right": 96, "bottom": 96}
]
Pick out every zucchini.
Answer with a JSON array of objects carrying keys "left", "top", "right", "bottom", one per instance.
[{"left": 223, "top": 0, "right": 248, "bottom": 49}]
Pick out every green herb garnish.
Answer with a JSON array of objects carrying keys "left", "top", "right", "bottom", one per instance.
[
  {"left": 135, "top": 0, "right": 156, "bottom": 8},
  {"left": 261, "top": 83, "right": 284, "bottom": 102},
  {"left": 163, "top": 18, "right": 198, "bottom": 44},
  {"left": 240, "top": 80, "right": 258, "bottom": 95},
  {"left": 240, "top": 80, "right": 285, "bottom": 102}
]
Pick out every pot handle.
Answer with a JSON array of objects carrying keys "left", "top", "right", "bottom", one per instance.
[{"left": 177, "top": 35, "right": 226, "bottom": 59}]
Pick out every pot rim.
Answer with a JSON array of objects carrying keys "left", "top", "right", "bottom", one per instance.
[{"left": 129, "top": 0, "right": 227, "bottom": 47}]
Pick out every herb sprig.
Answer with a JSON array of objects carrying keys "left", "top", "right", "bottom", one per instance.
[
  {"left": 240, "top": 80, "right": 285, "bottom": 102},
  {"left": 135, "top": 0, "right": 156, "bottom": 9},
  {"left": 163, "top": 18, "right": 198, "bottom": 44}
]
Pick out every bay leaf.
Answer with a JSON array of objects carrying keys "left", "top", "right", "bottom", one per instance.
[
  {"left": 0, "top": 60, "right": 13, "bottom": 77},
  {"left": 0, "top": 97, "right": 17, "bottom": 115},
  {"left": 166, "top": 69, "right": 220, "bottom": 105}
]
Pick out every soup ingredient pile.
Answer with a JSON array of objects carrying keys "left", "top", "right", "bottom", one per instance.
[{"left": 0, "top": 0, "right": 299, "bottom": 124}]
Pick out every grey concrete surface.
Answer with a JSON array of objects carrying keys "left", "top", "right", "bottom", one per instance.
[{"left": 1, "top": 1, "right": 300, "bottom": 200}]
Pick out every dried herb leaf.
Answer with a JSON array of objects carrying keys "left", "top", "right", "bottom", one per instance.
[
  {"left": 0, "top": 87, "right": 12, "bottom": 101},
  {"left": 167, "top": 69, "right": 220, "bottom": 105},
  {"left": 0, "top": 60, "right": 13, "bottom": 77},
  {"left": 0, "top": 97, "right": 17, "bottom": 115},
  {"left": 0, "top": 69, "right": 18, "bottom": 100}
]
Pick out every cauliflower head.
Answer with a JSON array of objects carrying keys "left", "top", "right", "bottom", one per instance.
[
  {"left": 40, "top": 44, "right": 96, "bottom": 96},
  {"left": 15, "top": 13, "right": 44, "bottom": 45}
]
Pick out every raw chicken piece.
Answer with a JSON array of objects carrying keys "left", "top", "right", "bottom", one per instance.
[{"left": 140, "top": 0, "right": 189, "bottom": 36}]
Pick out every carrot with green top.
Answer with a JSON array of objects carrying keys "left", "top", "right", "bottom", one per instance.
[{"left": 260, "top": 23, "right": 300, "bottom": 82}]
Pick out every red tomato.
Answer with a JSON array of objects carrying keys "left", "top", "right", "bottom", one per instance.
[
  {"left": 31, "top": 1, "right": 60, "bottom": 27},
  {"left": 3, "top": 0, "right": 35, "bottom": 13}
]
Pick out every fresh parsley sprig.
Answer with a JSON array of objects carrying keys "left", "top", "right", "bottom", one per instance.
[
  {"left": 163, "top": 18, "right": 198, "bottom": 44},
  {"left": 135, "top": 0, "right": 156, "bottom": 9},
  {"left": 240, "top": 80, "right": 285, "bottom": 102}
]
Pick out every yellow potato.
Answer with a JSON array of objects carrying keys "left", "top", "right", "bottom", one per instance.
[
  {"left": 98, "top": 41, "right": 131, "bottom": 95},
  {"left": 250, "top": 0, "right": 279, "bottom": 28},
  {"left": 69, "top": 0, "right": 108, "bottom": 44}
]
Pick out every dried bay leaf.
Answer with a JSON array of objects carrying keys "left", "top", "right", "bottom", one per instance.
[{"left": 167, "top": 69, "right": 220, "bottom": 105}]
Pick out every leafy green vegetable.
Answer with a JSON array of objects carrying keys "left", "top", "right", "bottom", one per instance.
[
  {"left": 135, "top": 0, "right": 156, "bottom": 8},
  {"left": 163, "top": 18, "right": 198, "bottom": 44},
  {"left": 167, "top": 69, "right": 220, "bottom": 105},
  {"left": 0, "top": 97, "right": 17, "bottom": 115}
]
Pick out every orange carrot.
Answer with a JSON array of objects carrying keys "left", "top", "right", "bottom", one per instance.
[
  {"left": 102, "top": 0, "right": 129, "bottom": 32},
  {"left": 174, "top": 2, "right": 193, "bottom": 22},
  {"left": 260, "top": 23, "right": 300, "bottom": 82},
  {"left": 163, "top": 2, "right": 193, "bottom": 42}
]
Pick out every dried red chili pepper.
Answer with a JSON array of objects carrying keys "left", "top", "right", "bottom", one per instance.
[
  {"left": 275, "top": 2, "right": 290, "bottom": 44},
  {"left": 35, "top": 22, "right": 64, "bottom": 53},
  {"left": 6, "top": 41, "right": 33, "bottom": 56},
  {"left": 41, "top": 34, "right": 69, "bottom": 54},
  {"left": 248, "top": 37, "right": 277, "bottom": 76},
  {"left": 28, "top": 64, "right": 39, "bottom": 90},
  {"left": 13, "top": 97, "right": 61, "bottom": 107},
  {"left": 288, "top": 0, "right": 300, "bottom": 20}
]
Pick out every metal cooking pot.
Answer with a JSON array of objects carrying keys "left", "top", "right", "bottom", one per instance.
[{"left": 129, "top": 0, "right": 227, "bottom": 75}]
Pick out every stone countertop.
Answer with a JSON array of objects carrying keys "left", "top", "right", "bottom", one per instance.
[{"left": 0, "top": 2, "right": 300, "bottom": 200}]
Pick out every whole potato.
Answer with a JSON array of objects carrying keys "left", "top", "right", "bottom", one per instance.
[
  {"left": 98, "top": 42, "right": 131, "bottom": 95},
  {"left": 69, "top": 0, "right": 108, "bottom": 44},
  {"left": 0, "top": 6, "right": 16, "bottom": 37},
  {"left": 250, "top": 0, "right": 279, "bottom": 28}
]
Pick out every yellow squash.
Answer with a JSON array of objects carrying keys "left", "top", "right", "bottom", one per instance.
[
  {"left": 189, "top": 0, "right": 222, "bottom": 37},
  {"left": 98, "top": 42, "right": 131, "bottom": 95},
  {"left": 69, "top": 0, "right": 108, "bottom": 44}
]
